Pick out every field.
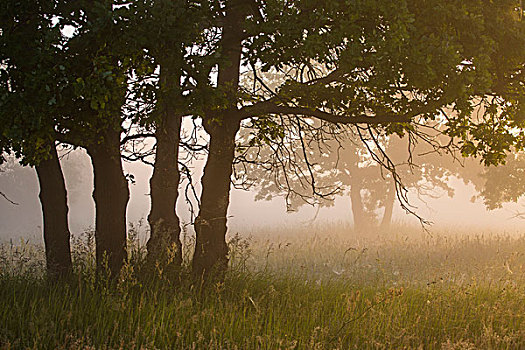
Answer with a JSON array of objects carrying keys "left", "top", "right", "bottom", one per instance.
[{"left": 1, "top": 223, "right": 525, "bottom": 349}]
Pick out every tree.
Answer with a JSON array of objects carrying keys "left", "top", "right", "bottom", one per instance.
[
  {"left": 189, "top": 0, "right": 525, "bottom": 280},
  {"left": 125, "top": 0, "right": 209, "bottom": 271},
  {"left": 35, "top": 146, "right": 73, "bottom": 277},
  {"left": 2, "top": 0, "right": 142, "bottom": 277},
  {"left": 4, "top": 0, "right": 525, "bottom": 284},
  {"left": 56, "top": 1, "right": 134, "bottom": 277},
  {"left": 0, "top": 0, "right": 73, "bottom": 278},
  {"left": 3, "top": 0, "right": 204, "bottom": 278},
  {"left": 471, "top": 152, "right": 525, "bottom": 211},
  {"left": 244, "top": 132, "right": 457, "bottom": 232}
]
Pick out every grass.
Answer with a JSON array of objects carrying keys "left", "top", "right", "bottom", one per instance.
[{"left": 1, "top": 224, "right": 525, "bottom": 349}]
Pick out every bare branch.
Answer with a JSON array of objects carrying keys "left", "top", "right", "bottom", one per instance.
[
  {"left": 0, "top": 191, "right": 18, "bottom": 205},
  {"left": 238, "top": 102, "right": 413, "bottom": 124},
  {"left": 120, "top": 133, "right": 155, "bottom": 145}
]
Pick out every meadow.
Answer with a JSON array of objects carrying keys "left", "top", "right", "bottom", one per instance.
[{"left": 1, "top": 223, "right": 525, "bottom": 349}]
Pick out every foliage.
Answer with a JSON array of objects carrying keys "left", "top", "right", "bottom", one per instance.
[
  {"left": 0, "top": 1, "right": 69, "bottom": 164},
  {"left": 473, "top": 152, "right": 525, "bottom": 210},
  {"left": 223, "top": 0, "right": 525, "bottom": 224},
  {"left": 236, "top": 0, "right": 525, "bottom": 170},
  {"left": 4, "top": 0, "right": 525, "bottom": 192}
]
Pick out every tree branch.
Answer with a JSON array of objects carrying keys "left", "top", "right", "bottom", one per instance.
[
  {"left": 120, "top": 133, "right": 155, "bottom": 145},
  {"left": 0, "top": 191, "right": 18, "bottom": 205},
  {"left": 238, "top": 101, "right": 413, "bottom": 124}
]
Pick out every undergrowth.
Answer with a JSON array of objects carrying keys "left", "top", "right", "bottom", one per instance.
[{"left": 1, "top": 224, "right": 525, "bottom": 349}]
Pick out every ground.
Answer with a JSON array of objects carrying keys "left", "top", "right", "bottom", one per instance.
[{"left": 1, "top": 223, "right": 525, "bottom": 349}]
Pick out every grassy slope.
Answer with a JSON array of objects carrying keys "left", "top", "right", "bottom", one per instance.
[{"left": 1, "top": 225, "right": 525, "bottom": 349}]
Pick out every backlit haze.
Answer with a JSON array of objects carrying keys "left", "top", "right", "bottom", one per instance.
[{"left": 2, "top": 148, "right": 525, "bottom": 243}]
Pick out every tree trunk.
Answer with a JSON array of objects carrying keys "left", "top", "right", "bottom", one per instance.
[
  {"left": 192, "top": 119, "right": 240, "bottom": 281},
  {"left": 147, "top": 113, "right": 183, "bottom": 269},
  {"left": 87, "top": 129, "right": 129, "bottom": 277},
  {"left": 35, "top": 143, "right": 72, "bottom": 279},
  {"left": 192, "top": 0, "right": 245, "bottom": 281},
  {"left": 349, "top": 178, "right": 368, "bottom": 232},
  {"left": 348, "top": 153, "right": 369, "bottom": 232},
  {"left": 380, "top": 182, "right": 396, "bottom": 229}
]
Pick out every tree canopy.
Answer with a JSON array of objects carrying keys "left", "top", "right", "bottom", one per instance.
[{"left": 3, "top": 0, "right": 525, "bottom": 279}]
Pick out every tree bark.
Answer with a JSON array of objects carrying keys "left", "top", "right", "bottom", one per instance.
[
  {"left": 35, "top": 143, "right": 72, "bottom": 279},
  {"left": 87, "top": 128, "right": 129, "bottom": 277},
  {"left": 147, "top": 111, "right": 183, "bottom": 269},
  {"left": 192, "top": 0, "right": 245, "bottom": 281},
  {"left": 380, "top": 181, "right": 396, "bottom": 229},
  {"left": 192, "top": 119, "right": 240, "bottom": 280}
]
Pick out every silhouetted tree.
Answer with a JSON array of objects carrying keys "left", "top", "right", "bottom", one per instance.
[
  {"left": 0, "top": 1, "right": 73, "bottom": 278},
  {"left": 4, "top": 0, "right": 525, "bottom": 285},
  {"left": 189, "top": 0, "right": 525, "bottom": 280},
  {"left": 123, "top": 0, "right": 210, "bottom": 271}
]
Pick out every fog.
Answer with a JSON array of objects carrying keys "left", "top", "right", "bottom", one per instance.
[{"left": 2, "top": 148, "right": 525, "bottom": 244}]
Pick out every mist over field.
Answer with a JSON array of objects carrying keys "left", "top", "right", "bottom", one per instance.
[{"left": 3, "top": 148, "right": 525, "bottom": 244}]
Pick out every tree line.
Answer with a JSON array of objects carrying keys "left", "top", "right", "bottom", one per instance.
[{"left": 2, "top": 0, "right": 525, "bottom": 282}]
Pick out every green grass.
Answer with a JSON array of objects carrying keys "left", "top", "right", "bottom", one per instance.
[{"left": 2, "top": 224, "right": 525, "bottom": 349}]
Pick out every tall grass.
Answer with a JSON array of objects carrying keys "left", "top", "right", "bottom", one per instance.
[{"left": 1, "top": 224, "right": 525, "bottom": 349}]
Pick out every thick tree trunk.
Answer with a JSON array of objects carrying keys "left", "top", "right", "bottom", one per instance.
[
  {"left": 147, "top": 113, "right": 183, "bottom": 269},
  {"left": 192, "top": 0, "right": 245, "bottom": 281},
  {"left": 87, "top": 129, "right": 129, "bottom": 277},
  {"left": 380, "top": 182, "right": 396, "bottom": 229},
  {"left": 192, "top": 120, "right": 240, "bottom": 280},
  {"left": 35, "top": 143, "right": 72, "bottom": 279}
]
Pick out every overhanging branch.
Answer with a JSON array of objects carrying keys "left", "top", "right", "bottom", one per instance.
[{"left": 238, "top": 101, "right": 413, "bottom": 124}]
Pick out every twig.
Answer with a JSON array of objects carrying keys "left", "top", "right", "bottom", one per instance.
[{"left": 0, "top": 191, "right": 18, "bottom": 205}]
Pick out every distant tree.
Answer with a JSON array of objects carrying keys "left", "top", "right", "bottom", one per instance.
[
  {"left": 60, "top": 149, "right": 90, "bottom": 205},
  {"left": 0, "top": 157, "right": 22, "bottom": 207},
  {"left": 238, "top": 125, "right": 457, "bottom": 232},
  {"left": 472, "top": 152, "right": 525, "bottom": 211}
]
